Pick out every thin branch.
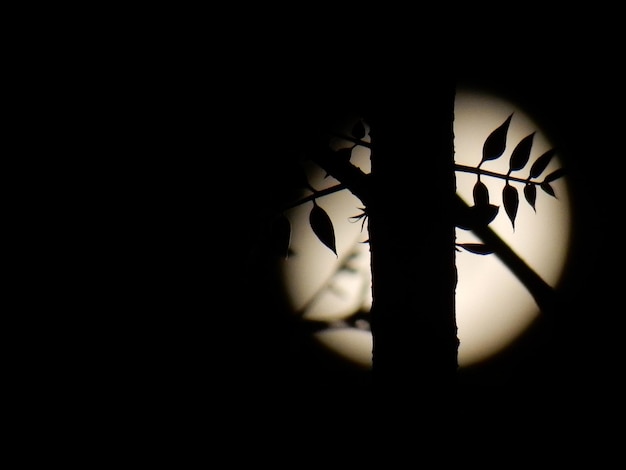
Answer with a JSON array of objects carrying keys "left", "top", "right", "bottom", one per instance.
[
  {"left": 282, "top": 183, "right": 347, "bottom": 212},
  {"left": 455, "top": 163, "right": 534, "bottom": 185},
  {"left": 456, "top": 194, "right": 558, "bottom": 315},
  {"left": 304, "top": 145, "right": 372, "bottom": 206},
  {"left": 295, "top": 242, "right": 367, "bottom": 317},
  {"left": 327, "top": 130, "right": 372, "bottom": 149}
]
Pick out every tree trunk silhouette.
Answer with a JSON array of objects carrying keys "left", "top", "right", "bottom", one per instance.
[
  {"left": 363, "top": 79, "right": 458, "bottom": 396},
  {"left": 247, "top": 74, "right": 461, "bottom": 397}
]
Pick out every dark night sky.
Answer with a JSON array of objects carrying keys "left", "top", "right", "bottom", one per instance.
[
  {"left": 31, "top": 16, "right": 625, "bottom": 458},
  {"left": 225, "top": 63, "right": 624, "bottom": 401},
  {"left": 76, "top": 38, "right": 623, "bottom": 426},
  {"left": 209, "top": 62, "right": 622, "bottom": 402}
]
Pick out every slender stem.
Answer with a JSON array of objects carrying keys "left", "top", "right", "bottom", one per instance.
[
  {"left": 328, "top": 130, "right": 372, "bottom": 149},
  {"left": 455, "top": 163, "right": 534, "bottom": 185},
  {"left": 281, "top": 183, "right": 347, "bottom": 212},
  {"left": 278, "top": 163, "right": 544, "bottom": 217},
  {"left": 455, "top": 194, "right": 557, "bottom": 315}
]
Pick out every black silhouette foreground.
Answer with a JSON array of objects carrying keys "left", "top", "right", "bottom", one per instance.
[{"left": 259, "top": 84, "right": 566, "bottom": 395}]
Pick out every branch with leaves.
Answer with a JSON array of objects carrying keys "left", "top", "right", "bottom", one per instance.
[
  {"left": 455, "top": 113, "right": 566, "bottom": 236},
  {"left": 269, "top": 113, "right": 566, "bottom": 259}
]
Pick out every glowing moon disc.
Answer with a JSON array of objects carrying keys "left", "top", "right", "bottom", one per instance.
[{"left": 280, "top": 88, "right": 571, "bottom": 369}]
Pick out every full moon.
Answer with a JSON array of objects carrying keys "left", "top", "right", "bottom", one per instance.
[{"left": 279, "top": 87, "right": 571, "bottom": 369}]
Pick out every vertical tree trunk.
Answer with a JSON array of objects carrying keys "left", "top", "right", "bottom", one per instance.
[{"left": 365, "top": 78, "right": 458, "bottom": 397}]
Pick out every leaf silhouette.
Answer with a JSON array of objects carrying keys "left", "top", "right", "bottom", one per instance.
[
  {"left": 509, "top": 132, "right": 535, "bottom": 173},
  {"left": 336, "top": 147, "right": 353, "bottom": 163},
  {"left": 524, "top": 183, "right": 537, "bottom": 212},
  {"left": 351, "top": 120, "right": 366, "bottom": 139},
  {"left": 270, "top": 213, "right": 291, "bottom": 258},
  {"left": 480, "top": 113, "right": 513, "bottom": 167},
  {"left": 309, "top": 201, "right": 337, "bottom": 256},
  {"left": 282, "top": 162, "right": 316, "bottom": 193},
  {"left": 503, "top": 182, "right": 519, "bottom": 229},
  {"left": 473, "top": 180, "right": 490, "bottom": 206},
  {"left": 349, "top": 207, "right": 368, "bottom": 232},
  {"left": 457, "top": 243, "right": 494, "bottom": 255},
  {"left": 475, "top": 204, "right": 499, "bottom": 227},
  {"left": 455, "top": 202, "right": 499, "bottom": 230},
  {"left": 295, "top": 163, "right": 316, "bottom": 192},
  {"left": 540, "top": 181, "right": 556, "bottom": 198},
  {"left": 529, "top": 148, "right": 557, "bottom": 179},
  {"left": 454, "top": 200, "right": 474, "bottom": 230},
  {"left": 544, "top": 167, "right": 567, "bottom": 183}
]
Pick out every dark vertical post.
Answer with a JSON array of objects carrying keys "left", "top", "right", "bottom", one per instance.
[{"left": 366, "top": 77, "right": 458, "bottom": 397}]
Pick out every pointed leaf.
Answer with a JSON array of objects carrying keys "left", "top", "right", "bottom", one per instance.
[
  {"left": 349, "top": 208, "right": 368, "bottom": 232},
  {"left": 457, "top": 243, "right": 495, "bottom": 255},
  {"left": 523, "top": 183, "right": 537, "bottom": 212},
  {"left": 309, "top": 201, "right": 337, "bottom": 256},
  {"left": 454, "top": 198, "right": 474, "bottom": 230},
  {"left": 540, "top": 181, "right": 556, "bottom": 198},
  {"left": 529, "top": 148, "right": 557, "bottom": 178},
  {"left": 296, "top": 164, "right": 316, "bottom": 192},
  {"left": 480, "top": 113, "right": 513, "bottom": 166},
  {"left": 282, "top": 162, "right": 316, "bottom": 193},
  {"left": 473, "top": 180, "right": 490, "bottom": 206},
  {"left": 270, "top": 213, "right": 291, "bottom": 258},
  {"left": 475, "top": 203, "right": 500, "bottom": 226},
  {"left": 455, "top": 203, "right": 499, "bottom": 230},
  {"left": 351, "top": 120, "right": 366, "bottom": 139},
  {"left": 349, "top": 211, "right": 367, "bottom": 222},
  {"left": 503, "top": 183, "right": 519, "bottom": 229},
  {"left": 336, "top": 147, "right": 353, "bottom": 162},
  {"left": 509, "top": 132, "right": 535, "bottom": 172},
  {"left": 544, "top": 167, "right": 567, "bottom": 183}
]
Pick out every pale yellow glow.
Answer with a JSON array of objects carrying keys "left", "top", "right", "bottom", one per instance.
[
  {"left": 315, "top": 328, "right": 373, "bottom": 369},
  {"left": 280, "top": 88, "right": 571, "bottom": 368}
]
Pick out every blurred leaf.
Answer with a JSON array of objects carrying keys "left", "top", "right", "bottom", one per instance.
[
  {"left": 457, "top": 243, "right": 494, "bottom": 255},
  {"left": 336, "top": 147, "right": 353, "bottom": 163},
  {"left": 295, "top": 163, "right": 316, "bottom": 192},
  {"left": 310, "top": 201, "right": 337, "bottom": 256},
  {"left": 270, "top": 213, "right": 291, "bottom": 258},
  {"left": 349, "top": 207, "right": 367, "bottom": 221},
  {"left": 351, "top": 120, "right": 366, "bottom": 139},
  {"left": 503, "top": 183, "right": 519, "bottom": 229},
  {"left": 509, "top": 132, "right": 535, "bottom": 172},
  {"left": 473, "top": 180, "right": 490, "bottom": 206},
  {"left": 475, "top": 203, "right": 500, "bottom": 226},
  {"left": 455, "top": 201, "right": 499, "bottom": 230},
  {"left": 524, "top": 183, "right": 537, "bottom": 212},
  {"left": 540, "top": 181, "right": 556, "bottom": 198},
  {"left": 349, "top": 207, "right": 368, "bottom": 232},
  {"left": 279, "top": 162, "right": 316, "bottom": 196},
  {"left": 544, "top": 167, "right": 567, "bottom": 183},
  {"left": 480, "top": 113, "right": 513, "bottom": 166},
  {"left": 529, "top": 148, "right": 557, "bottom": 178},
  {"left": 454, "top": 199, "right": 473, "bottom": 230}
]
